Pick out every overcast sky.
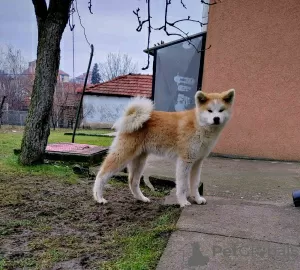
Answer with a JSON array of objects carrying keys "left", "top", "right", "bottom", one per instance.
[{"left": 0, "top": 0, "right": 206, "bottom": 77}]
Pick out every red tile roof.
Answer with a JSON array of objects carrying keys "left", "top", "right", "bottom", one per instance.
[
  {"left": 75, "top": 84, "right": 93, "bottom": 93},
  {"left": 79, "top": 74, "right": 152, "bottom": 98},
  {"left": 58, "top": 70, "right": 69, "bottom": 76},
  {"left": 75, "top": 72, "right": 92, "bottom": 80}
]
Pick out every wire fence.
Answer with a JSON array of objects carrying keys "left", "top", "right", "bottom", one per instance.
[
  {"left": 1, "top": 110, "right": 28, "bottom": 126},
  {"left": 0, "top": 110, "right": 80, "bottom": 128}
]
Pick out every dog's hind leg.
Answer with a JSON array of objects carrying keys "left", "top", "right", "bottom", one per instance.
[
  {"left": 190, "top": 159, "right": 206, "bottom": 205},
  {"left": 127, "top": 153, "right": 150, "bottom": 202},
  {"left": 93, "top": 151, "right": 135, "bottom": 204}
]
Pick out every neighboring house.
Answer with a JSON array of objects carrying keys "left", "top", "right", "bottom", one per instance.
[
  {"left": 79, "top": 74, "right": 152, "bottom": 128},
  {"left": 58, "top": 70, "right": 70, "bottom": 83},
  {"left": 22, "top": 80, "right": 81, "bottom": 128},
  {"left": 23, "top": 60, "right": 70, "bottom": 83},
  {"left": 145, "top": 0, "right": 300, "bottom": 161},
  {"left": 17, "top": 61, "right": 81, "bottom": 127},
  {"left": 71, "top": 72, "right": 92, "bottom": 84},
  {"left": 52, "top": 82, "right": 81, "bottom": 128},
  {"left": 0, "top": 71, "right": 33, "bottom": 111}
]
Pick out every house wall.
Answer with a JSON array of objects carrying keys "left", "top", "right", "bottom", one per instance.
[
  {"left": 202, "top": 0, "right": 300, "bottom": 161},
  {"left": 82, "top": 95, "right": 130, "bottom": 129},
  {"left": 59, "top": 74, "right": 69, "bottom": 83}
]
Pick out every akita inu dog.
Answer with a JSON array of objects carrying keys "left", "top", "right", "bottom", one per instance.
[{"left": 93, "top": 89, "right": 235, "bottom": 207}]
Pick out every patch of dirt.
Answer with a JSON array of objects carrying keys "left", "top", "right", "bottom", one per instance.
[
  {"left": 0, "top": 172, "right": 177, "bottom": 269},
  {"left": 0, "top": 125, "right": 24, "bottom": 133}
]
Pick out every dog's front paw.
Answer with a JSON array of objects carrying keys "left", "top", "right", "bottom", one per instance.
[
  {"left": 195, "top": 196, "right": 207, "bottom": 205},
  {"left": 179, "top": 200, "right": 192, "bottom": 208},
  {"left": 96, "top": 198, "right": 108, "bottom": 204},
  {"left": 93, "top": 191, "right": 108, "bottom": 204},
  {"left": 140, "top": 196, "right": 151, "bottom": 203},
  {"left": 135, "top": 195, "right": 151, "bottom": 203}
]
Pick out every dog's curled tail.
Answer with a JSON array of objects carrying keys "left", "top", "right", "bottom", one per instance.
[{"left": 112, "top": 96, "right": 154, "bottom": 133}]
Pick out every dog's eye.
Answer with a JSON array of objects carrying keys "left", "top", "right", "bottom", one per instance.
[
  {"left": 208, "top": 109, "right": 213, "bottom": 113},
  {"left": 219, "top": 108, "right": 225, "bottom": 113}
]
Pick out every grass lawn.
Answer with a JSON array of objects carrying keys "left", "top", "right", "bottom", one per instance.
[
  {"left": 0, "top": 126, "right": 113, "bottom": 179},
  {"left": 0, "top": 126, "right": 181, "bottom": 269}
]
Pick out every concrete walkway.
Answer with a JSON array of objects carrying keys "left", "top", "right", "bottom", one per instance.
[{"left": 143, "top": 156, "right": 300, "bottom": 270}]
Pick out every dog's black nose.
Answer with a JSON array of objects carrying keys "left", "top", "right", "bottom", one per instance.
[{"left": 213, "top": 117, "right": 220, "bottom": 125}]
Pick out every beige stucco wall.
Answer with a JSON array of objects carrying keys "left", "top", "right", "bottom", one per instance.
[{"left": 202, "top": 0, "right": 300, "bottom": 160}]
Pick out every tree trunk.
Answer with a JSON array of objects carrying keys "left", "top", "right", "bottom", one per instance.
[
  {"left": 51, "top": 114, "right": 56, "bottom": 131},
  {"left": 0, "top": 96, "right": 6, "bottom": 128},
  {"left": 19, "top": 0, "right": 71, "bottom": 165}
]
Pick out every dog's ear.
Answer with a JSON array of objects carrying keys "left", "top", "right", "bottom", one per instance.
[
  {"left": 222, "top": 89, "right": 235, "bottom": 104},
  {"left": 195, "top": 91, "right": 208, "bottom": 106}
]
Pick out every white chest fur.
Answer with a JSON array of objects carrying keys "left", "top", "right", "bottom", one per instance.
[{"left": 187, "top": 127, "right": 222, "bottom": 160}]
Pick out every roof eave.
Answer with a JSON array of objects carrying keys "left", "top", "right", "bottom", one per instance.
[
  {"left": 83, "top": 92, "right": 151, "bottom": 98},
  {"left": 143, "top": 31, "right": 207, "bottom": 55}
]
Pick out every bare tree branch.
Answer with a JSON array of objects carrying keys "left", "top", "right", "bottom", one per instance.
[
  {"left": 134, "top": 0, "right": 213, "bottom": 70},
  {"left": 0, "top": 45, "right": 30, "bottom": 111},
  {"left": 74, "top": 0, "right": 91, "bottom": 46},
  {"left": 167, "top": 16, "right": 204, "bottom": 27},
  {"left": 180, "top": 0, "right": 187, "bottom": 9},
  {"left": 68, "top": 3, "right": 76, "bottom": 31},
  {"left": 51, "top": 81, "right": 78, "bottom": 130},
  {"left": 133, "top": 8, "right": 150, "bottom": 32},
  {"left": 154, "top": 0, "right": 208, "bottom": 53},
  {"left": 201, "top": 0, "right": 220, "bottom": 5},
  {"left": 88, "top": 0, "right": 93, "bottom": 14},
  {"left": 99, "top": 53, "right": 138, "bottom": 82},
  {"left": 142, "top": 0, "right": 152, "bottom": 70}
]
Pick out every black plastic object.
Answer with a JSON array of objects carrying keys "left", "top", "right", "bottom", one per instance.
[
  {"left": 73, "top": 164, "right": 89, "bottom": 175},
  {"left": 292, "top": 190, "right": 300, "bottom": 207}
]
